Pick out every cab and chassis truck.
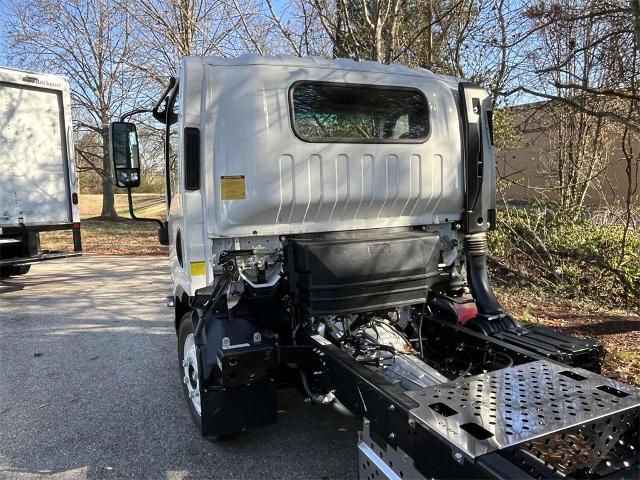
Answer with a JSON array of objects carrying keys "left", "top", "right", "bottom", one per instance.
[
  {"left": 111, "top": 55, "right": 639, "bottom": 480},
  {"left": 0, "top": 67, "right": 81, "bottom": 278}
]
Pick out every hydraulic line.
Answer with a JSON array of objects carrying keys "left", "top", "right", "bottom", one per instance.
[
  {"left": 291, "top": 315, "right": 335, "bottom": 406},
  {"left": 299, "top": 370, "right": 334, "bottom": 405},
  {"left": 193, "top": 262, "right": 237, "bottom": 342},
  {"left": 417, "top": 301, "right": 426, "bottom": 357},
  {"left": 452, "top": 351, "right": 474, "bottom": 381},
  {"left": 490, "top": 350, "right": 514, "bottom": 368}
]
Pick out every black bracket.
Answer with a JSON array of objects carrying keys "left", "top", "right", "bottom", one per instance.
[{"left": 459, "top": 82, "right": 488, "bottom": 235}]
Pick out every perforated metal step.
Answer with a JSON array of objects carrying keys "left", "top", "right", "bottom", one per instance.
[{"left": 405, "top": 360, "right": 640, "bottom": 460}]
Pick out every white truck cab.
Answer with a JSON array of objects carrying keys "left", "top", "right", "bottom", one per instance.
[
  {"left": 167, "top": 55, "right": 494, "bottom": 301},
  {"left": 110, "top": 55, "right": 639, "bottom": 480}
]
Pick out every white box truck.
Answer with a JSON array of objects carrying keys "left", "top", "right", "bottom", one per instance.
[
  {"left": 0, "top": 67, "right": 81, "bottom": 278},
  {"left": 111, "top": 56, "right": 639, "bottom": 479}
]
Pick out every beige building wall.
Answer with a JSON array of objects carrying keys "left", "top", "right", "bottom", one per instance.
[{"left": 496, "top": 102, "right": 639, "bottom": 206}]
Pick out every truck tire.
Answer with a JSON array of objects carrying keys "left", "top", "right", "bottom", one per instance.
[
  {"left": 12, "top": 265, "right": 30, "bottom": 276},
  {"left": 0, "top": 265, "right": 30, "bottom": 279},
  {"left": 177, "top": 312, "right": 203, "bottom": 431}
]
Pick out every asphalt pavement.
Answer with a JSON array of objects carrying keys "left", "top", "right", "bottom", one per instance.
[{"left": 0, "top": 256, "right": 359, "bottom": 480}]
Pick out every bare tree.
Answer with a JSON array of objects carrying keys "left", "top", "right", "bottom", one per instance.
[
  {"left": 117, "top": 0, "right": 251, "bottom": 187},
  {"left": 225, "top": 0, "right": 330, "bottom": 56},
  {"left": 503, "top": 0, "right": 639, "bottom": 133},
  {"left": 127, "top": 0, "right": 240, "bottom": 82},
  {"left": 617, "top": 3, "right": 639, "bottom": 265},
  {"left": 308, "top": 0, "right": 412, "bottom": 63},
  {"left": 305, "top": 0, "right": 484, "bottom": 72},
  {"left": 632, "top": 0, "right": 640, "bottom": 43},
  {"left": 509, "top": 0, "right": 639, "bottom": 236}
]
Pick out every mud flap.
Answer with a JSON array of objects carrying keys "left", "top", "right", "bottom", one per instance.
[
  {"left": 200, "top": 379, "right": 277, "bottom": 438},
  {"left": 195, "top": 309, "right": 278, "bottom": 438}
]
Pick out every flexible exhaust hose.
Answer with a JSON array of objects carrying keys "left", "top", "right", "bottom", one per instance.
[{"left": 465, "top": 233, "right": 503, "bottom": 316}]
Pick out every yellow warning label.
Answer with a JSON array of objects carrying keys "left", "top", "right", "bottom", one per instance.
[
  {"left": 190, "top": 261, "right": 206, "bottom": 276},
  {"left": 220, "top": 175, "right": 246, "bottom": 200}
]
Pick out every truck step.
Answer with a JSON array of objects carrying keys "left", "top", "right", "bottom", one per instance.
[{"left": 405, "top": 360, "right": 639, "bottom": 475}]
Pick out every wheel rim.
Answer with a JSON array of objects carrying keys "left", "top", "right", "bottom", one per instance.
[{"left": 182, "top": 333, "right": 201, "bottom": 416}]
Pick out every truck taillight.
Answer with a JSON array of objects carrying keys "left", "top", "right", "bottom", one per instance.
[
  {"left": 73, "top": 222, "right": 81, "bottom": 229},
  {"left": 72, "top": 193, "right": 78, "bottom": 205}
]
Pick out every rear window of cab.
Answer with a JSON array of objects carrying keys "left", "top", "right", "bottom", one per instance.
[{"left": 289, "top": 81, "right": 429, "bottom": 144}]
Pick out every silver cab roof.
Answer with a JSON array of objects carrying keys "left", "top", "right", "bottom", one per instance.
[{"left": 184, "top": 54, "right": 462, "bottom": 88}]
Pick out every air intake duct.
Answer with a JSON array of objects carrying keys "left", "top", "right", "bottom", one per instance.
[{"left": 465, "top": 232, "right": 503, "bottom": 316}]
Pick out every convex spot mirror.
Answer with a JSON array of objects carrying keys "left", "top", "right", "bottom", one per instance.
[{"left": 110, "top": 121, "right": 141, "bottom": 188}]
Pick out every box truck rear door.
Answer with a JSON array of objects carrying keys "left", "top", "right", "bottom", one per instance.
[{"left": 0, "top": 82, "right": 72, "bottom": 226}]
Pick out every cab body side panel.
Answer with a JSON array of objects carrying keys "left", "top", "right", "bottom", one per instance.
[{"left": 169, "top": 61, "right": 207, "bottom": 297}]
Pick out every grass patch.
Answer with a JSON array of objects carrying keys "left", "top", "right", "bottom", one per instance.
[
  {"left": 40, "top": 194, "right": 167, "bottom": 255},
  {"left": 79, "top": 193, "right": 165, "bottom": 219}
]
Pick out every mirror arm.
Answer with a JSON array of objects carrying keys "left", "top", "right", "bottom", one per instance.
[
  {"left": 163, "top": 81, "right": 179, "bottom": 211},
  {"left": 119, "top": 108, "right": 152, "bottom": 122},
  {"left": 112, "top": 78, "right": 178, "bottom": 236},
  {"left": 153, "top": 77, "right": 178, "bottom": 124},
  {"left": 126, "top": 187, "right": 164, "bottom": 229}
]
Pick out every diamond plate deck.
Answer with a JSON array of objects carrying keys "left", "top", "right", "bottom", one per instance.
[{"left": 404, "top": 360, "right": 640, "bottom": 459}]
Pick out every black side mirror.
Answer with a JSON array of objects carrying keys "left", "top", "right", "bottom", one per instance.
[{"left": 109, "top": 122, "right": 141, "bottom": 188}]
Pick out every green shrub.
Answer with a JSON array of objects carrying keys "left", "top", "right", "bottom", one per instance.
[{"left": 489, "top": 203, "right": 640, "bottom": 311}]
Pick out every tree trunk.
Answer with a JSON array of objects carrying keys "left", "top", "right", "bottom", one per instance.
[
  {"left": 100, "top": 124, "right": 118, "bottom": 218},
  {"left": 633, "top": 0, "right": 640, "bottom": 45}
]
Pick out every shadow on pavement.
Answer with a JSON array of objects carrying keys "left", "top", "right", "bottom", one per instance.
[{"left": 0, "top": 256, "right": 358, "bottom": 479}]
